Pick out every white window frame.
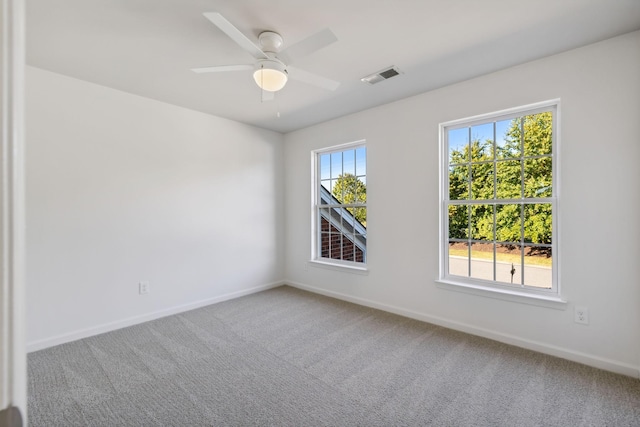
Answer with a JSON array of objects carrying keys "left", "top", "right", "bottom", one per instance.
[
  {"left": 311, "top": 140, "right": 367, "bottom": 271},
  {"left": 438, "top": 100, "right": 563, "bottom": 305},
  {"left": 1, "top": 0, "right": 28, "bottom": 417}
]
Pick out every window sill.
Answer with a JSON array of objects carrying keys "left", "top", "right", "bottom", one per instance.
[
  {"left": 435, "top": 279, "right": 567, "bottom": 310},
  {"left": 308, "top": 259, "right": 369, "bottom": 275}
]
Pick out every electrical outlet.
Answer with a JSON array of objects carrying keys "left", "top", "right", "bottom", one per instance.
[
  {"left": 574, "top": 306, "right": 589, "bottom": 325},
  {"left": 139, "top": 281, "right": 150, "bottom": 295}
]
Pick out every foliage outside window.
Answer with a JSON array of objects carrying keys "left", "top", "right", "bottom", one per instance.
[
  {"left": 441, "top": 102, "right": 557, "bottom": 293},
  {"left": 314, "top": 142, "right": 367, "bottom": 265}
]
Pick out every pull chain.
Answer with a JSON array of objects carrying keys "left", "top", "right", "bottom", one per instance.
[
  {"left": 260, "top": 65, "right": 265, "bottom": 103},
  {"left": 257, "top": 65, "right": 280, "bottom": 118}
]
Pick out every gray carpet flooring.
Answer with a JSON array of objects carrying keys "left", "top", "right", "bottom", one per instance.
[{"left": 28, "top": 285, "right": 640, "bottom": 426}]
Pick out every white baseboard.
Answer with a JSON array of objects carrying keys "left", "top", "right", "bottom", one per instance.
[
  {"left": 27, "top": 281, "right": 284, "bottom": 353},
  {"left": 285, "top": 280, "right": 640, "bottom": 379}
]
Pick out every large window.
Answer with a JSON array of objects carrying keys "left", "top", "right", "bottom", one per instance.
[
  {"left": 313, "top": 142, "right": 367, "bottom": 266},
  {"left": 440, "top": 102, "right": 558, "bottom": 295}
]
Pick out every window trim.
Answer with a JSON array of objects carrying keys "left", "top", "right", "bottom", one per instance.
[
  {"left": 439, "top": 100, "right": 561, "bottom": 300},
  {"left": 311, "top": 140, "right": 367, "bottom": 270}
]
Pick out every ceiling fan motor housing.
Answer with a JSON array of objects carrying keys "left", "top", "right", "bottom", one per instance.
[{"left": 258, "top": 31, "right": 284, "bottom": 53}]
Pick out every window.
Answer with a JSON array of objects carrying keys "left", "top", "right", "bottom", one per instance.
[
  {"left": 440, "top": 101, "right": 558, "bottom": 295},
  {"left": 313, "top": 142, "right": 367, "bottom": 267}
]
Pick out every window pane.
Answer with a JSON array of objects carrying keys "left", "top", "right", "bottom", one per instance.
[
  {"left": 319, "top": 209, "right": 331, "bottom": 231},
  {"left": 345, "top": 207, "right": 355, "bottom": 220},
  {"left": 495, "top": 204, "right": 521, "bottom": 243},
  {"left": 523, "top": 112, "right": 553, "bottom": 157},
  {"left": 334, "top": 177, "right": 345, "bottom": 202},
  {"left": 343, "top": 149, "right": 355, "bottom": 176},
  {"left": 449, "top": 165, "right": 469, "bottom": 200},
  {"left": 496, "top": 244, "right": 522, "bottom": 285},
  {"left": 320, "top": 232, "right": 330, "bottom": 258},
  {"left": 471, "top": 204, "right": 493, "bottom": 240},
  {"left": 496, "top": 119, "right": 520, "bottom": 160},
  {"left": 354, "top": 234, "right": 366, "bottom": 263},
  {"left": 330, "top": 179, "right": 338, "bottom": 196},
  {"left": 524, "top": 157, "right": 552, "bottom": 198},
  {"left": 343, "top": 211, "right": 355, "bottom": 232},
  {"left": 470, "top": 242, "right": 494, "bottom": 281},
  {"left": 524, "top": 246, "right": 552, "bottom": 289},
  {"left": 471, "top": 123, "right": 494, "bottom": 158},
  {"left": 356, "top": 147, "right": 366, "bottom": 176},
  {"left": 471, "top": 162, "right": 494, "bottom": 200},
  {"left": 353, "top": 207, "right": 367, "bottom": 227},
  {"left": 449, "top": 241, "right": 469, "bottom": 277},
  {"left": 496, "top": 160, "right": 521, "bottom": 199},
  {"left": 448, "top": 205, "right": 469, "bottom": 239},
  {"left": 449, "top": 128, "right": 469, "bottom": 164},
  {"left": 320, "top": 154, "right": 331, "bottom": 180},
  {"left": 320, "top": 179, "right": 331, "bottom": 194},
  {"left": 330, "top": 152, "right": 342, "bottom": 179},
  {"left": 470, "top": 140, "right": 492, "bottom": 163},
  {"left": 342, "top": 233, "right": 356, "bottom": 261},
  {"left": 524, "top": 204, "right": 552, "bottom": 244},
  {"left": 355, "top": 176, "right": 367, "bottom": 205},
  {"left": 330, "top": 232, "right": 342, "bottom": 260}
]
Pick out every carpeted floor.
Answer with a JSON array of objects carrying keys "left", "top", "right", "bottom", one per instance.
[{"left": 28, "top": 285, "right": 640, "bottom": 426}]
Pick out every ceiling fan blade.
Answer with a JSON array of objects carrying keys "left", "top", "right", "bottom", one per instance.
[
  {"left": 278, "top": 28, "right": 337, "bottom": 64},
  {"left": 203, "top": 12, "right": 268, "bottom": 60},
  {"left": 287, "top": 66, "right": 340, "bottom": 91},
  {"left": 191, "top": 64, "right": 253, "bottom": 73}
]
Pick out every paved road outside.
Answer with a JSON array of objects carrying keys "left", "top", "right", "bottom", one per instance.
[{"left": 449, "top": 256, "right": 551, "bottom": 288}]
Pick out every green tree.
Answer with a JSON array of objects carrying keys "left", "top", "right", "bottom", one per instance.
[
  {"left": 512, "top": 112, "right": 553, "bottom": 244},
  {"left": 495, "top": 204, "right": 521, "bottom": 243},
  {"left": 332, "top": 173, "right": 366, "bottom": 225},
  {"left": 506, "top": 112, "right": 553, "bottom": 198},
  {"left": 448, "top": 112, "right": 553, "bottom": 246}
]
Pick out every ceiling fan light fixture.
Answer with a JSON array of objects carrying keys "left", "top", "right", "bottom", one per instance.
[{"left": 253, "top": 60, "right": 288, "bottom": 92}]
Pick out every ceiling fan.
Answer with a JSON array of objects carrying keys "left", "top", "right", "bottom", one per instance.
[{"left": 192, "top": 13, "right": 340, "bottom": 100}]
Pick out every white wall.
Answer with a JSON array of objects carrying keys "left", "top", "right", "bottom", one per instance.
[
  {"left": 284, "top": 31, "right": 640, "bottom": 377},
  {"left": 26, "top": 67, "right": 284, "bottom": 350}
]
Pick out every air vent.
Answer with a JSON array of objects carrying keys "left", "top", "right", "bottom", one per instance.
[{"left": 360, "top": 66, "right": 402, "bottom": 85}]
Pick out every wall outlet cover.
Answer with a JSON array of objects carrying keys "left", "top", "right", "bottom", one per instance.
[
  {"left": 139, "top": 281, "right": 150, "bottom": 295},
  {"left": 574, "top": 306, "right": 589, "bottom": 325}
]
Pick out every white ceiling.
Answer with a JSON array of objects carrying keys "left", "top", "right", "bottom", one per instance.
[{"left": 26, "top": 0, "right": 640, "bottom": 133}]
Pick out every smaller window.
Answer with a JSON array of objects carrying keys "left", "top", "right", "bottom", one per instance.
[{"left": 312, "top": 142, "right": 367, "bottom": 266}]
